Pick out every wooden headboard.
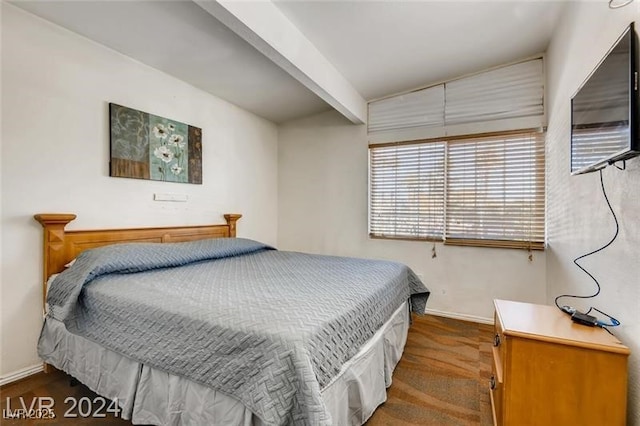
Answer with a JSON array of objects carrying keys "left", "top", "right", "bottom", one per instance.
[{"left": 34, "top": 213, "right": 241, "bottom": 307}]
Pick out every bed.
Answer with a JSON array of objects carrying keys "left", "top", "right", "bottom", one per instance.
[{"left": 34, "top": 213, "right": 430, "bottom": 426}]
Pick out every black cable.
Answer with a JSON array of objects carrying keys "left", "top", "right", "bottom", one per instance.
[
  {"left": 554, "top": 169, "right": 621, "bottom": 327},
  {"left": 601, "top": 325, "right": 614, "bottom": 336}
]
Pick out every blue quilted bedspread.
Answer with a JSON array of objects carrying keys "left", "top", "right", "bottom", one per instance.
[{"left": 41, "top": 238, "right": 430, "bottom": 426}]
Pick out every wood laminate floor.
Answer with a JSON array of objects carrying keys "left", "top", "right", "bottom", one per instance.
[
  {"left": 366, "top": 315, "right": 494, "bottom": 426},
  {"left": 0, "top": 315, "right": 493, "bottom": 425}
]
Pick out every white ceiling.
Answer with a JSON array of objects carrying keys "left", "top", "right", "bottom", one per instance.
[
  {"left": 274, "top": 0, "right": 567, "bottom": 101},
  {"left": 11, "top": 0, "right": 567, "bottom": 123},
  {"left": 11, "top": 0, "right": 331, "bottom": 123}
]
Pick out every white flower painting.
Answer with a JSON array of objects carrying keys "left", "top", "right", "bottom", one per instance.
[
  {"left": 154, "top": 145, "right": 174, "bottom": 163},
  {"left": 171, "top": 163, "right": 183, "bottom": 175},
  {"left": 151, "top": 120, "right": 187, "bottom": 181},
  {"left": 152, "top": 124, "right": 169, "bottom": 140},
  {"left": 168, "top": 134, "right": 186, "bottom": 149},
  {"left": 109, "top": 103, "right": 202, "bottom": 184}
]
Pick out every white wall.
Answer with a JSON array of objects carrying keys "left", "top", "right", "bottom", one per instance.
[
  {"left": 0, "top": 4, "right": 278, "bottom": 379},
  {"left": 545, "top": 3, "right": 640, "bottom": 424},
  {"left": 278, "top": 110, "right": 547, "bottom": 322}
]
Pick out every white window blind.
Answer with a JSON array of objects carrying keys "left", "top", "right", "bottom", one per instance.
[
  {"left": 369, "top": 142, "right": 445, "bottom": 240},
  {"left": 369, "top": 131, "right": 545, "bottom": 249},
  {"left": 368, "top": 85, "right": 445, "bottom": 134},
  {"left": 445, "top": 59, "right": 544, "bottom": 126},
  {"left": 367, "top": 58, "right": 544, "bottom": 143},
  {"left": 445, "top": 132, "right": 545, "bottom": 249}
]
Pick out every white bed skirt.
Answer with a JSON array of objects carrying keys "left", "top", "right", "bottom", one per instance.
[{"left": 39, "top": 301, "right": 410, "bottom": 426}]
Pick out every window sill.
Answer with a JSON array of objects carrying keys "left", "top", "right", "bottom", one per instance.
[
  {"left": 444, "top": 239, "right": 545, "bottom": 251},
  {"left": 369, "top": 234, "right": 444, "bottom": 243},
  {"left": 369, "top": 235, "right": 545, "bottom": 250}
]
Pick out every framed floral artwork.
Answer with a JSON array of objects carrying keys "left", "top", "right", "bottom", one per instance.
[{"left": 109, "top": 103, "right": 202, "bottom": 184}]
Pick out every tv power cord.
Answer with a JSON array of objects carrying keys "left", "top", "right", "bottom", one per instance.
[{"left": 554, "top": 169, "right": 621, "bottom": 332}]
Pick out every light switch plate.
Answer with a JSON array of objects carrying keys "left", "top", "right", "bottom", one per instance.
[{"left": 154, "top": 193, "right": 188, "bottom": 202}]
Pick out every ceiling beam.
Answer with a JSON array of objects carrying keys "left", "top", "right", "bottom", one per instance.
[{"left": 195, "top": 0, "right": 366, "bottom": 124}]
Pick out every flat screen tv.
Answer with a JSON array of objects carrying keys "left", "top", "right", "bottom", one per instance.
[{"left": 571, "top": 22, "right": 640, "bottom": 175}]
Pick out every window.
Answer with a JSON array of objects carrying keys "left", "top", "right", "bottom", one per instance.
[
  {"left": 369, "top": 130, "right": 545, "bottom": 249},
  {"left": 369, "top": 142, "right": 445, "bottom": 240}
]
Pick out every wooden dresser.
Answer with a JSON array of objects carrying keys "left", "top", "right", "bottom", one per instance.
[{"left": 490, "top": 299, "right": 630, "bottom": 426}]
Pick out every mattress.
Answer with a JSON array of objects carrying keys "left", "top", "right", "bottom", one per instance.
[{"left": 39, "top": 301, "right": 410, "bottom": 426}]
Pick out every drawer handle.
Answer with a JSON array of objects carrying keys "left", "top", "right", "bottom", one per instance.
[
  {"left": 494, "top": 333, "right": 501, "bottom": 347},
  {"left": 490, "top": 375, "right": 496, "bottom": 390}
]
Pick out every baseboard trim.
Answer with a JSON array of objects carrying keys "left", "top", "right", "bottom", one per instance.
[
  {"left": 426, "top": 308, "right": 493, "bottom": 325},
  {"left": 0, "top": 364, "right": 44, "bottom": 387}
]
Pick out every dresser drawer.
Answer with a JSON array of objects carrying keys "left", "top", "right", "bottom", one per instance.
[
  {"left": 492, "top": 311, "right": 505, "bottom": 383},
  {"left": 490, "top": 313, "right": 505, "bottom": 426},
  {"left": 489, "top": 352, "right": 503, "bottom": 426}
]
